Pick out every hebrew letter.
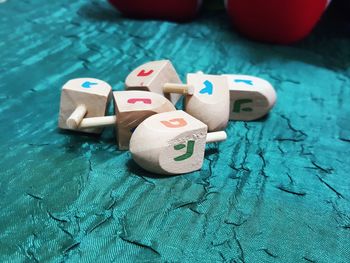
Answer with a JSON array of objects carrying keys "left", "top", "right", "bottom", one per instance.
[
  {"left": 127, "top": 98, "right": 152, "bottom": 104},
  {"left": 199, "top": 80, "right": 213, "bottom": 95},
  {"left": 174, "top": 140, "right": 195, "bottom": 162},
  {"left": 233, "top": 99, "right": 253, "bottom": 113},
  {"left": 161, "top": 118, "right": 187, "bottom": 128},
  {"left": 234, "top": 79, "right": 253, "bottom": 86},
  {"left": 137, "top": 69, "right": 154, "bottom": 77}
]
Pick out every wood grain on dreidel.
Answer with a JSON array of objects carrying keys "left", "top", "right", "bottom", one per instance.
[
  {"left": 58, "top": 78, "right": 112, "bottom": 134},
  {"left": 185, "top": 73, "right": 230, "bottom": 132},
  {"left": 130, "top": 110, "right": 227, "bottom": 175},
  {"left": 125, "top": 60, "right": 183, "bottom": 105},
  {"left": 163, "top": 83, "right": 194, "bottom": 95},
  {"left": 66, "top": 104, "right": 87, "bottom": 129},
  {"left": 114, "top": 90, "right": 176, "bottom": 150},
  {"left": 224, "top": 74, "right": 277, "bottom": 121}
]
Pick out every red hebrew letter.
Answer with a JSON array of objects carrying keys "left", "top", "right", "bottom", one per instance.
[
  {"left": 127, "top": 98, "right": 152, "bottom": 104},
  {"left": 137, "top": 69, "right": 154, "bottom": 77},
  {"left": 161, "top": 118, "right": 187, "bottom": 128}
]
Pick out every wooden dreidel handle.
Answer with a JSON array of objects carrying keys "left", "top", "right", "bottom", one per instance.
[
  {"left": 223, "top": 75, "right": 277, "bottom": 121},
  {"left": 184, "top": 73, "right": 230, "bottom": 132},
  {"left": 206, "top": 131, "right": 227, "bottom": 143},
  {"left": 79, "top": 116, "right": 117, "bottom": 129},
  {"left": 66, "top": 104, "right": 87, "bottom": 129},
  {"left": 163, "top": 83, "right": 194, "bottom": 95},
  {"left": 75, "top": 91, "right": 175, "bottom": 150},
  {"left": 125, "top": 60, "right": 183, "bottom": 105},
  {"left": 58, "top": 78, "right": 112, "bottom": 134},
  {"left": 130, "top": 110, "right": 227, "bottom": 175}
]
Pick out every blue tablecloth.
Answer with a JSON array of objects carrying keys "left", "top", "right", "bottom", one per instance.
[{"left": 0, "top": 0, "right": 349, "bottom": 262}]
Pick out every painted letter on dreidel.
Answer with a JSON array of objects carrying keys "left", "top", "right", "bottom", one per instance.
[
  {"left": 234, "top": 79, "right": 253, "bottom": 86},
  {"left": 174, "top": 141, "right": 195, "bottom": 161},
  {"left": 199, "top": 80, "right": 213, "bottom": 95},
  {"left": 137, "top": 69, "right": 154, "bottom": 77},
  {"left": 233, "top": 99, "right": 253, "bottom": 113},
  {"left": 161, "top": 118, "right": 187, "bottom": 128},
  {"left": 127, "top": 98, "right": 152, "bottom": 104}
]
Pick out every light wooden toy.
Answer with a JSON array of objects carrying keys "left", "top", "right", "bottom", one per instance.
[
  {"left": 223, "top": 75, "right": 277, "bottom": 121},
  {"left": 113, "top": 90, "right": 175, "bottom": 150},
  {"left": 58, "top": 78, "right": 112, "bottom": 134},
  {"left": 163, "top": 72, "right": 230, "bottom": 131},
  {"left": 73, "top": 90, "right": 175, "bottom": 150},
  {"left": 125, "top": 60, "right": 193, "bottom": 105},
  {"left": 130, "top": 110, "right": 227, "bottom": 175}
]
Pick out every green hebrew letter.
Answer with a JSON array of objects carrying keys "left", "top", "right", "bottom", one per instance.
[
  {"left": 233, "top": 99, "right": 253, "bottom": 113},
  {"left": 174, "top": 140, "right": 195, "bottom": 162}
]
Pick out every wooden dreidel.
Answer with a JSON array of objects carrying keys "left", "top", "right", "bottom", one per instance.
[
  {"left": 223, "top": 75, "right": 277, "bottom": 121},
  {"left": 125, "top": 60, "right": 193, "bottom": 105},
  {"left": 113, "top": 90, "right": 175, "bottom": 150},
  {"left": 78, "top": 91, "right": 176, "bottom": 150},
  {"left": 181, "top": 73, "right": 230, "bottom": 131},
  {"left": 130, "top": 110, "right": 227, "bottom": 175},
  {"left": 58, "top": 78, "right": 112, "bottom": 134}
]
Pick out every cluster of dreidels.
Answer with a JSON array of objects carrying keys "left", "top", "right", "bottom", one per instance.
[{"left": 58, "top": 60, "right": 277, "bottom": 175}]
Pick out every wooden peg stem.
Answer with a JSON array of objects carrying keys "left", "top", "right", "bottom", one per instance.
[
  {"left": 163, "top": 83, "right": 194, "bottom": 95},
  {"left": 66, "top": 105, "right": 87, "bottom": 129},
  {"left": 79, "top": 116, "right": 117, "bottom": 129},
  {"left": 206, "top": 131, "right": 227, "bottom": 143}
]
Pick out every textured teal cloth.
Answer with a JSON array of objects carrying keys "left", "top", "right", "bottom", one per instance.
[{"left": 0, "top": 0, "right": 350, "bottom": 262}]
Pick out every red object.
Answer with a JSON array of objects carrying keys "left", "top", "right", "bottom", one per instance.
[
  {"left": 108, "top": 0, "right": 202, "bottom": 22},
  {"left": 226, "top": 0, "right": 330, "bottom": 44}
]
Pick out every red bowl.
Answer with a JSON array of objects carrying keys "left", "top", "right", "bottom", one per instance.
[{"left": 226, "top": 0, "right": 331, "bottom": 44}]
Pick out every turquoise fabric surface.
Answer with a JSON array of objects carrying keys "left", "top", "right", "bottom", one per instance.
[{"left": 1, "top": 0, "right": 350, "bottom": 262}]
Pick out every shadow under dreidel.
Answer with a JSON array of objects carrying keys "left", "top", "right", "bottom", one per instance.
[
  {"left": 58, "top": 127, "right": 116, "bottom": 152},
  {"left": 126, "top": 159, "right": 181, "bottom": 179},
  {"left": 128, "top": 144, "right": 222, "bottom": 176},
  {"left": 58, "top": 128, "right": 102, "bottom": 140},
  {"left": 249, "top": 112, "right": 271, "bottom": 122},
  {"left": 204, "top": 147, "right": 219, "bottom": 158},
  {"left": 58, "top": 128, "right": 97, "bottom": 147}
]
